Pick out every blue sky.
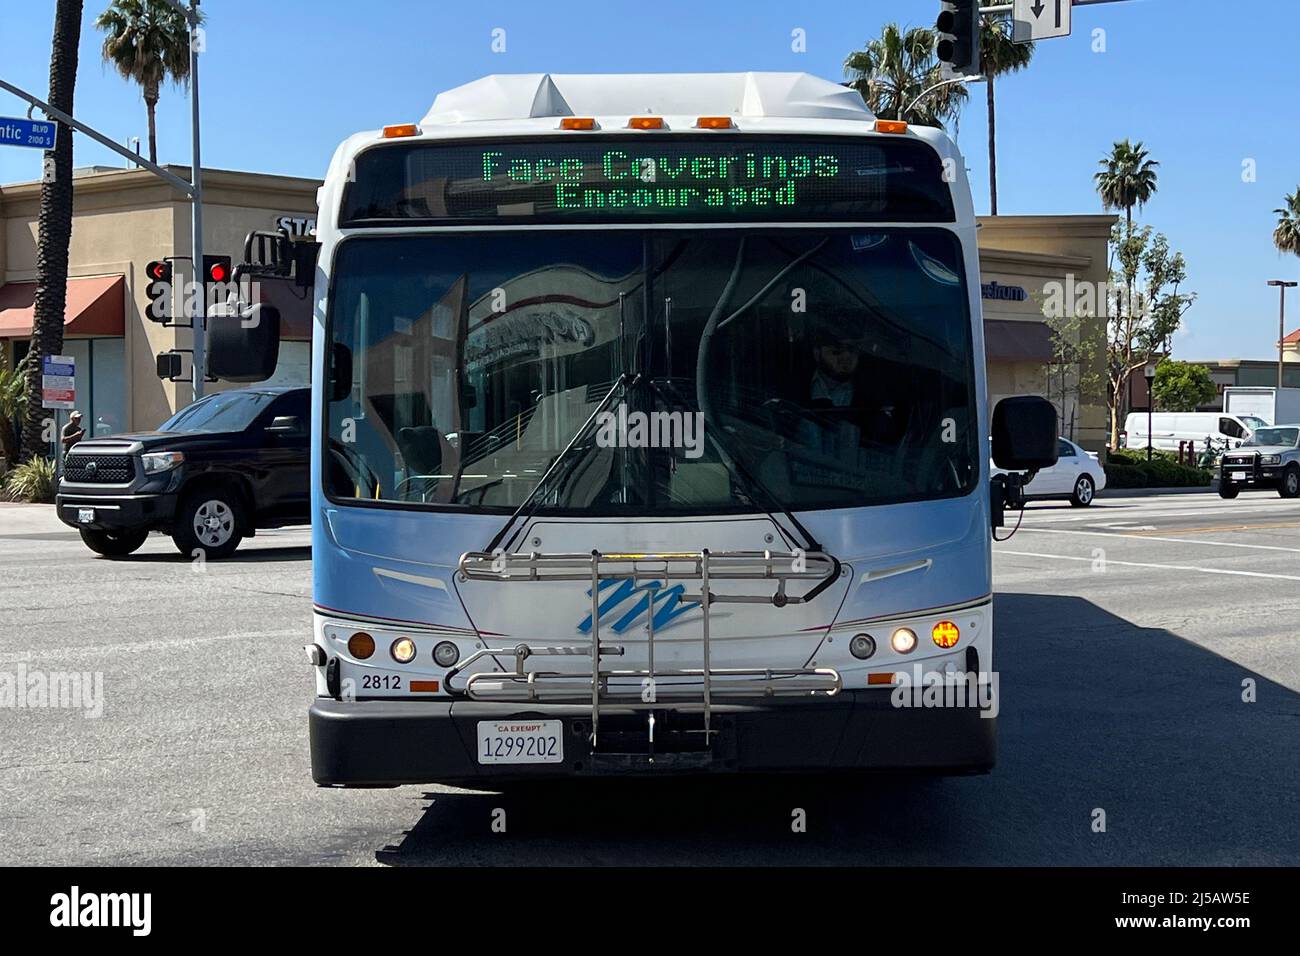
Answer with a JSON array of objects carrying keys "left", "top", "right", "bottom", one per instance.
[{"left": 2, "top": 0, "right": 1297, "bottom": 360}]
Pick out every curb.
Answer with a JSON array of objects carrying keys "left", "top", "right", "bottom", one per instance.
[{"left": 1101, "top": 485, "right": 1216, "bottom": 498}]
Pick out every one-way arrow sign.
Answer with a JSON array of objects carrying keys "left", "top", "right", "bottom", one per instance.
[{"left": 1014, "top": 0, "right": 1072, "bottom": 42}]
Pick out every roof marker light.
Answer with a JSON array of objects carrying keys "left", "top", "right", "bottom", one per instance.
[
  {"left": 382, "top": 123, "right": 420, "bottom": 138},
  {"left": 628, "top": 116, "right": 665, "bottom": 130},
  {"left": 874, "top": 119, "right": 908, "bottom": 134},
  {"left": 695, "top": 116, "right": 733, "bottom": 129},
  {"left": 560, "top": 117, "right": 596, "bottom": 130}
]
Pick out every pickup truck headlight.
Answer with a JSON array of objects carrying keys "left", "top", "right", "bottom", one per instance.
[
  {"left": 141, "top": 451, "right": 186, "bottom": 474},
  {"left": 1260, "top": 455, "right": 1282, "bottom": 465}
]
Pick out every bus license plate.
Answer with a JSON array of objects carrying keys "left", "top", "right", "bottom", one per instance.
[
  {"left": 78, "top": 508, "right": 95, "bottom": 523},
  {"left": 1232, "top": 471, "right": 1247, "bottom": 481},
  {"left": 476, "top": 719, "right": 563, "bottom": 765}
]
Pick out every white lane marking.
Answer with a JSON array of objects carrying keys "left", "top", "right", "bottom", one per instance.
[
  {"left": 1035, "top": 506, "right": 1295, "bottom": 524},
  {"left": 997, "top": 550, "right": 1300, "bottom": 582},
  {"left": 0, "top": 630, "right": 301, "bottom": 665},
  {"left": 1014, "top": 527, "right": 1300, "bottom": 554}
]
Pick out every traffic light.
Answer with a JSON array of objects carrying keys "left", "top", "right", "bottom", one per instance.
[
  {"left": 145, "top": 259, "right": 172, "bottom": 323},
  {"left": 202, "top": 254, "right": 233, "bottom": 285},
  {"left": 156, "top": 350, "right": 184, "bottom": 381},
  {"left": 936, "top": 1, "right": 980, "bottom": 78}
]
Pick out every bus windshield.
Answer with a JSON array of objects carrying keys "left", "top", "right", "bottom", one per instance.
[{"left": 324, "top": 228, "right": 978, "bottom": 515}]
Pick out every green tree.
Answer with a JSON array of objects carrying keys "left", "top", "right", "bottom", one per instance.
[
  {"left": 1104, "top": 224, "right": 1196, "bottom": 446},
  {"left": 0, "top": 352, "right": 31, "bottom": 467},
  {"left": 1275, "top": 188, "right": 1300, "bottom": 258},
  {"left": 95, "top": 0, "right": 201, "bottom": 165},
  {"left": 1045, "top": 310, "right": 1105, "bottom": 440},
  {"left": 844, "top": 23, "right": 967, "bottom": 128},
  {"left": 21, "top": 0, "right": 83, "bottom": 461},
  {"left": 1094, "top": 139, "right": 1160, "bottom": 233},
  {"left": 1151, "top": 360, "right": 1217, "bottom": 412},
  {"left": 980, "top": 14, "right": 1034, "bottom": 215}
]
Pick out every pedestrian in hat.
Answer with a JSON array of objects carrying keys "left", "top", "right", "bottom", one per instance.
[{"left": 61, "top": 410, "right": 86, "bottom": 456}]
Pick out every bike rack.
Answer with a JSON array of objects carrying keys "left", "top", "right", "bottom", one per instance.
[{"left": 450, "top": 548, "right": 843, "bottom": 751}]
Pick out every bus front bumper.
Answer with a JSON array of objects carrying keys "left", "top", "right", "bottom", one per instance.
[{"left": 308, "top": 692, "right": 997, "bottom": 787}]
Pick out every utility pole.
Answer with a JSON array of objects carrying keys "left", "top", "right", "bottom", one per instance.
[{"left": 1269, "top": 280, "right": 1298, "bottom": 391}]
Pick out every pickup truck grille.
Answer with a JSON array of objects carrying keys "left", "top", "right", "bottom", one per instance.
[
  {"left": 1222, "top": 454, "right": 1255, "bottom": 468},
  {"left": 64, "top": 453, "right": 135, "bottom": 483}
]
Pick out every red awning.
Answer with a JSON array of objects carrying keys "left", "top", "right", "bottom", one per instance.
[{"left": 0, "top": 275, "right": 125, "bottom": 338}]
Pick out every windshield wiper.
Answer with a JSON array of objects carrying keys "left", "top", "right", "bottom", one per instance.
[
  {"left": 484, "top": 373, "right": 638, "bottom": 555},
  {"left": 648, "top": 377, "right": 827, "bottom": 554}
]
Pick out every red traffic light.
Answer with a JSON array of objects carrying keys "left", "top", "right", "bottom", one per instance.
[
  {"left": 202, "top": 254, "right": 233, "bottom": 284},
  {"left": 146, "top": 260, "right": 172, "bottom": 282}
]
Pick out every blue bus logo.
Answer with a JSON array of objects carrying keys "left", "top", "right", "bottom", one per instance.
[{"left": 577, "top": 578, "right": 700, "bottom": 635}]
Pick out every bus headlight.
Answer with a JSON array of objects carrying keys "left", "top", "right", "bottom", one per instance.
[
  {"left": 390, "top": 638, "right": 417, "bottom": 663},
  {"left": 931, "top": 620, "right": 960, "bottom": 648},
  {"left": 347, "top": 632, "right": 375, "bottom": 659},
  {"left": 890, "top": 628, "right": 918, "bottom": 654},
  {"left": 433, "top": 641, "right": 460, "bottom": 667},
  {"left": 849, "top": 634, "right": 876, "bottom": 660}
]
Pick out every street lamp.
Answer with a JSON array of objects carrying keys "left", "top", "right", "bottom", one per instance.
[
  {"left": 1268, "top": 280, "right": 1298, "bottom": 391},
  {"left": 1143, "top": 359, "right": 1159, "bottom": 462}
]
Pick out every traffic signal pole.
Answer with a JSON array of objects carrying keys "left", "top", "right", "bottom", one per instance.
[
  {"left": 185, "top": 0, "right": 206, "bottom": 401},
  {"left": 3, "top": 0, "right": 208, "bottom": 403}
]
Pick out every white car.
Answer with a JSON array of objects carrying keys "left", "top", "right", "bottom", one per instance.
[{"left": 993, "top": 437, "right": 1106, "bottom": 507}]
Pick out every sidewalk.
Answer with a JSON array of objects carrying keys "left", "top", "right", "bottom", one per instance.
[{"left": 0, "top": 501, "right": 68, "bottom": 536}]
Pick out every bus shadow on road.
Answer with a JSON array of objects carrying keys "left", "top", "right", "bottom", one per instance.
[
  {"left": 373, "top": 592, "right": 1300, "bottom": 866},
  {"left": 107, "top": 544, "right": 312, "bottom": 563}
]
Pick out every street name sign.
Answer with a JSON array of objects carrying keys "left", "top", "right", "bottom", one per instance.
[{"left": 0, "top": 116, "right": 57, "bottom": 150}]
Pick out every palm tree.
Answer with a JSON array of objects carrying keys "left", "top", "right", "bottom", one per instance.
[
  {"left": 1274, "top": 188, "right": 1300, "bottom": 258},
  {"left": 1094, "top": 139, "right": 1160, "bottom": 232},
  {"left": 844, "top": 23, "right": 967, "bottom": 128},
  {"left": 980, "top": 15, "right": 1034, "bottom": 215},
  {"left": 95, "top": 0, "right": 200, "bottom": 165},
  {"left": 21, "top": 0, "right": 83, "bottom": 462}
]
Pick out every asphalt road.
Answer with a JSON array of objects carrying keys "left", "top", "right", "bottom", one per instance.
[{"left": 2, "top": 490, "right": 1298, "bottom": 866}]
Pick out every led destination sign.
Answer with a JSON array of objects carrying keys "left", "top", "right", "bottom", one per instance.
[{"left": 341, "top": 137, "right": 955, "bottom": 225}]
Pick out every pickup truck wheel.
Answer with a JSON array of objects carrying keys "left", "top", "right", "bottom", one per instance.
[
  {"left": 1279, "top": 465, "right": 1300, "bottom": 499},
  {"left": 172, "top": 489, "right": 244, "bottom": 559},
  {"left": 79, "top": 528, "right": 148, "bottom": 557},
  {"left": 1218, "top": 481, "right": 1239, "bottom": 499},
  {"left": 1069, "top": 474, "right": 1095, "bottom": 507}
]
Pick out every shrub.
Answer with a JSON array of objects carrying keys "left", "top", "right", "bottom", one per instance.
[
  {"left": 1103, "top": 454, "right": 1211, "bottom": 489},
  {"left": 3, "top": 456, "right": 56, "bottom": 503}
]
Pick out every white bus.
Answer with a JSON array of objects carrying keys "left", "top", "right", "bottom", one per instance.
[{"left": 212, "top": 72, "right": 1056, "bottom": 785}]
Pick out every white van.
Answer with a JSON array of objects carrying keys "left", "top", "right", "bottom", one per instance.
[{"left": 1123, "top": 412, "right": 1266, "bottom": 451}]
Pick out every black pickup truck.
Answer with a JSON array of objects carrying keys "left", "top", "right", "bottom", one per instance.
[{"left": 55, "top": 386, "right": 310, "bottom": 559}]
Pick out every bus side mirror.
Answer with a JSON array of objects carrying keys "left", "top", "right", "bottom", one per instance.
[
  {"left": 207, "top": 304, "right": 281, "bottom": 382},
  {"left": 992, "top": 396, "right": 1058, "bottom": 471}
]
